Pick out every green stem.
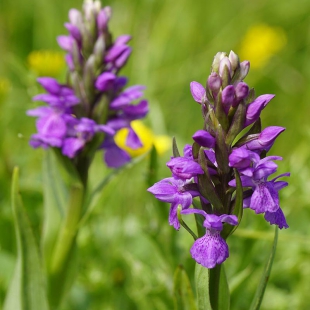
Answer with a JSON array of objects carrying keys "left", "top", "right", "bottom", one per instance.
[
  {"left": 209, "top": 264, "right": 222, "bottom": 310},
  {"left": 48, "top": 184, "right": 84, "bottom": 309},
  {"left": 249, "top": 226, "right": 278, "bottom": 310},
  {"left": 177, "top": 206, "right": 198, "bottom": 240}
]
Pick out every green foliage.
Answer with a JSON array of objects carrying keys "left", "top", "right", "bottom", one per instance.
[
  {"left": 208, "top": 265, "right": 230, "bottom": 310},
  {"left": 195, "top": 264, "right": 212, "bottom": 310},
  {"left": 4, "top": 167, "right": 49, "bottom": 310},
  {"left": 250, "top": 227, "right": 279, "bottom": 310},
  {"left": 173, "top": 265, "right": 197, "bottom": 310}
]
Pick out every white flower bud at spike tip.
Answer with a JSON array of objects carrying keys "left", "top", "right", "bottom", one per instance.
[
  {"left": 229, "top": 51, "right": 239, "bottom": 71},
  {"left": 69, "top": 9, "right": 83, "bottom": 26},
  {"left": 212, "top": 52, "right": 227, "bottom": 73},
  {"left": 219, "top": 57, "right": 232, "bottom": 78},
  {"left": 239, "top": 61, "right": 250, "bottom": 80},
  {"left": 83, "top": 0, "right": 101, "bottom": 20}
]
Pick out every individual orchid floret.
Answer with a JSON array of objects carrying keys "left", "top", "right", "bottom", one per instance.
[
  {"left": 95, "top": 72, "right": 117, "bottom": 91},
  {"left": 192, "top": 130, "right": 215, "bottom": 148},
  {"left": 221, "top": 85, "right": 235, "bottom": 113},
  {"left": 239, "top": 61, "right": 250, "bottom": 81},
  {"left": 244, "top": 94, "right": 275, "bottom": 127},
  {"left": 219, "top": 56, "right": 232, "bottom": 78},
  {"left": 105, "top": 35, "right": 132, "bottom": 72},
  {"left": 211, "top": 52, "right": 227, "bottom": 73},
  {"left": 97, "top": 6, "right": 111, "bottom": 32},
  {"left": 207, "top": 72, "right": 222, "bottom": 95},
  {"left": 27, "top": 107, "right": 69, "bottom": 148},
  {"left": 167, "top": 157, "right": 204, "bottom": 180},
  {"left": 190, "top": 81, "right": 206, "bottom": 104},
  {"left": 110, "top": 85, "right": 146, "bottom": 109},
  {"left": 181, "top": 209, "right": 238, "bottom": 268},
  {"left": 33, "top": 78, "right": 80, "bottom": 108},
  {"left": 242, "top": 126, "right": 285, "bottom": 152},
  {"left": 234, "top": 82, "right": 249, "bottom": 105},
  {"left": 148, "top": 178, "right": 200, "bottom": 230},
  {"left": 228, "top": 50, "right": 239, "bottom": 71},
  {"left": 229, "top": 148, "right": 260, "bottom": 171},
  {"left": 229, "top": 155, "right": 289, "bottom": 215}
]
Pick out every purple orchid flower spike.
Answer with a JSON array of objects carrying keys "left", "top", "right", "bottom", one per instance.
[
  {"left": 181, "top": 209, "right": 238, "bottom": 268},
  {"left": 148, "top": 178, "right": 200, "bottom": 230},
  {"left": 147, "top": 50, "right": 290, "bottom": 273},
  {"left": 28, "top": 2, "right": 149, "bottom": 168}
]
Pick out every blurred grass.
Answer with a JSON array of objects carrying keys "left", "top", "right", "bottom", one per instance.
[{"left": 1, "top": 0, "right": 310, "bottom": 309}]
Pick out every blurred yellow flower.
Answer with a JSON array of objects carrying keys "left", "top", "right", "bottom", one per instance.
[
  {"left": 239, "top": 24, "right": 287, "bottom": 69},
  {"left": 27, "top": 50, "right": 65, "bottom": 77},
  {"left": 114, "top": 120, "right": 171, "bottom": 157}
]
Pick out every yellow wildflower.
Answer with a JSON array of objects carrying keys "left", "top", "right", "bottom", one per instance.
[
  {"left": 238, "top": 24, "right": 287, "bottom": 69},
  {"left": 27, "top": 50, "right": 65, "bottom": 77},
  {"left": 114, "top": 120, "right": 171, "bottom": 157}
]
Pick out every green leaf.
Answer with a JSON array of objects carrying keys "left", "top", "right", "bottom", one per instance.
[
  {"left": 232, "top": 118, "right": 262, "bottom": 148},
  {"left": 4, "top": 167, "right": 49, "bottom": 310},
  {"left": 173, "top": 265, "right": 197, "bottom": 310},
  {"left": 249, "top": 226, "right": 279, "bottom": 310},
  {"left": 225, "top": 102, "right": 246, "bottom": 146},
  {"left": 195, "top": 264, "right": 213, "bottom": 310},
  {"left": 177, "top": 206, "right": 198, "bottom": 240},
  {"left": 198, "top": 148, "right": 223, "bottom": 213},
  {"left": 172, "top": 137, "right": 181, "bottom": 157},
  {"left": 41, "top": 150, "right": 68, "bottom": 270},
  {"left": 214, "top": 125, "right": 229, "bottom": 175},
  {"left": 48, "top": 183, "right": 84, "bottom": 308},
  {"left": 218, "top": 265, "right": 230, "bottom": 310},
  {"left": 209, "top": 264, "right": 230, "bottom": 310}
]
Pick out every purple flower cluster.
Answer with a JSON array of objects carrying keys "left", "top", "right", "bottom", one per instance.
[
  {"left": 28, "top": 0, "right": 148, "bottom": 168},
  {"left": 148, "top": 51, "right": 289, "bottom": 269}
]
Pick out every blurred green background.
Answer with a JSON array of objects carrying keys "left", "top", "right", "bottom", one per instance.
[{"left": 1, "top": 0, "right": 310, "bottom": 309}]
